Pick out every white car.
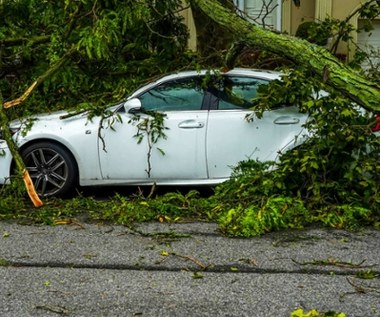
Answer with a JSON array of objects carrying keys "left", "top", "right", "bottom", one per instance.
[{"left": 0, "top": 69, "right": 309, "bottom": 197}]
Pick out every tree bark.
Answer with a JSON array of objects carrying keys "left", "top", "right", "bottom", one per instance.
[{"left": 190, "top": 0, "right": 380, "bottom": 112}]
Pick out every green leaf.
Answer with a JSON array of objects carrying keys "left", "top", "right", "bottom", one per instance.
[{"left": 192, "top": 272, "right": 204, "bottom": 279}]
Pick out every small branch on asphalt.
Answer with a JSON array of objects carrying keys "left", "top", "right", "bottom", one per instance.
[
  {"left": 292, "top": 258, "right": 372, "bottom": 268},
  {"left": 129, "top": 228, "right": 191, "bottom": 241},
  {"left": 340, "top": 277, "right": 380, "bottom": 301},
  {"left": 157, "top": 249, "right": 210, "bottom": 270},
  {"left": 34, "top": 304, "right": 70, "bottom": 315},
  {"left": 170, "top": 251, "right": 210, "bottom": 270}
]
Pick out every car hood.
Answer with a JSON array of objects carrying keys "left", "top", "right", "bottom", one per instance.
[
  {"left": 32, "top": 109, "right": 90, "bottom": 121},
  {"left": 8, "top": 106, "right": 115, "bottom": 129}
]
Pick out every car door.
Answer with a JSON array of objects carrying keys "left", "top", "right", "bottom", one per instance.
[
  {"left": 98, "top": 76, "right": 209, "bottom": 182},
  {"left": 206, "top": 75, "right": 308, "bottom": 179}
]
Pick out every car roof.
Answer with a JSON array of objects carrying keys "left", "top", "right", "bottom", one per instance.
[
  {"left": 129, "top": 68, "right": 282, "bottom": 98},
  {"left": 227, "top": 68, "right": 282, "bottom": 79},
  {"left": 158, "top": 68, "right": 282, "bottom": 81}
]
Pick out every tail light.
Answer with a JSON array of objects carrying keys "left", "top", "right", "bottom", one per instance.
[{"left": 373, "top": 115, "right": 380, "bottom": 132}]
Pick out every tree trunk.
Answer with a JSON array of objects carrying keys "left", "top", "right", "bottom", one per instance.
[{"left": 190, "top": 0, "right": 380, "bottom": 112}]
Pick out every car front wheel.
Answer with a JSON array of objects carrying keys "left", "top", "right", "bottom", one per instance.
[{"left": 20, "top": 142, "right": 78, "bottom": 197}]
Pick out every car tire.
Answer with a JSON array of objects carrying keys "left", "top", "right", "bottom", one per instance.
[{"left": 20, "top": 142, "right": 78, "bottom": 198}]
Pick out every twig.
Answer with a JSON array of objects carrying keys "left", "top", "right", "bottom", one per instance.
[
  {"left": 171, "top": 252, "right": 209, "bottom": 270},
  {"left": 340, "top": 276, "right": 380, "bottom": 301},
  {"left": 35, "top": 304, "right": 70, "bottom": 315},
  {"left": 292, "top": 258, "right": 371, "bottom": 268}
]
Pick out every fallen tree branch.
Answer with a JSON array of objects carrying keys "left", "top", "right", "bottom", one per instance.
[
  {"left": 4, "top": 49, "right": 75, "bottom": 109},
  {"left": 1, "top": 35, "right": 50, "bottom": 47},
  {"left": 0, "top": 96, "right": 42, "bottom": 207},
  {"left": 1, "top": 49, "right": 76, "bottom": 206},
  {"left": 190, "top": 0, "right": 380, "bottom": 112},
  {"left": 3, "top": 81, "right": 37, "bottom": 109}
]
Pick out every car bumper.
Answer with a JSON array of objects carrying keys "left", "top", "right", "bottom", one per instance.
[{"left": 0, "top": 141, "right": 12, "bottom": 184}]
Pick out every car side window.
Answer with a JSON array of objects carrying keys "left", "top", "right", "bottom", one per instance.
[
  {"left": 217, "top": 76, "right": 269, "bottom": 110},
  {"left": 138, "top": 77, "right": 204, "bottom": 112}
]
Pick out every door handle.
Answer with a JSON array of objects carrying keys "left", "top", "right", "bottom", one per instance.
[
  {"left": 273, "top": 116, "right": 300, "bottom": 125},
  {"left": 178, "top": 120, "right": 205, "bottom": 129}
]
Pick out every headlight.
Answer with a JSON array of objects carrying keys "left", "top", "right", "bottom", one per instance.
[{"left": 0, "top": 127, "right": 20, "bottom": 140}]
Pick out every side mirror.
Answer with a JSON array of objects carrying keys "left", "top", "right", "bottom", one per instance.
[{"left": 124, "top": 98, "right": 142, "bottom": 114}]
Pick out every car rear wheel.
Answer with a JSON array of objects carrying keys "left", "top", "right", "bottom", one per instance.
[{"left": 21, "top": 142, "right": 77, "bottom": 197}]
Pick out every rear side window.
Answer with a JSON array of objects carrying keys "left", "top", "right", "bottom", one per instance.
[
  {"left": 138, "top": 77, "right": 204, "bottom": 112},
  {"left": 217, "top": 76, "right": 269, "bottom": 110}
]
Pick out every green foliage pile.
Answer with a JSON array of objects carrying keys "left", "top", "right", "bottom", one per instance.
[{"left": 214, "top": 68, "right": 380, "bottom": 236}]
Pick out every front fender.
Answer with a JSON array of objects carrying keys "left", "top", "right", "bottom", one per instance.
[{"left": 15, "top": 128, "right": 102, "bottom": 185}]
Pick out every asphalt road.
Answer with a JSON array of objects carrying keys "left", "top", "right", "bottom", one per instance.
[{"left": 0, "top": 221, "right": 379, "bottom": 317}]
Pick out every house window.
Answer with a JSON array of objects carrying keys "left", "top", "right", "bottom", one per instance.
[
  {"left": 233, "top": 0, "right": 282, "bottom": 31},
  {"left": 357, "top": 19, "right": 380, "bottom": 70}
]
